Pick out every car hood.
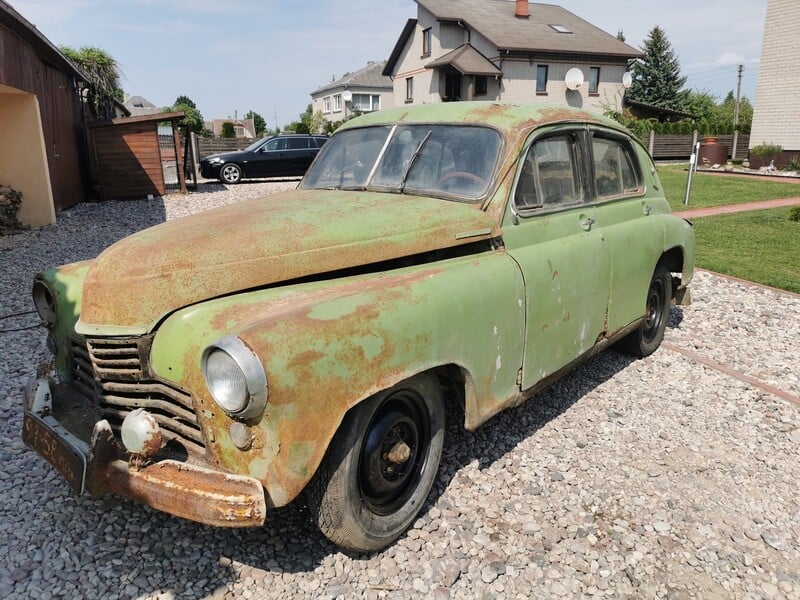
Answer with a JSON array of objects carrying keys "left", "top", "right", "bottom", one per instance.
[
  {"left": 78, "top": 189, "right": 500, "bottom": 332},
  {"left": 201, "top": 150, "right": 249, "bottom": 163}
]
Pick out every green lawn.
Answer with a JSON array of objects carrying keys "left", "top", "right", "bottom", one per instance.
[
  {"left": 691, "top": 207, "right": 800, "bottom": 294},
  {"left": 657, "top": 165, "right": 800, "bottom": 212}
]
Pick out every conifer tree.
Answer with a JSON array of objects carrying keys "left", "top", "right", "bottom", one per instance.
[{"left": 627, "top": 26, "right": 689, "bottom": 110}]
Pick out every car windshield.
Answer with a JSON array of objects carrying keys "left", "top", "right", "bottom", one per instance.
[
  {"left": 302, "top": 124, "right": 501, "bottom": 201},
  {"left": 244, "top": 137, "right": 272, "bottom": 152}
]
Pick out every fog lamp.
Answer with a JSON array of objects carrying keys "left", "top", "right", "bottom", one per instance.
[{"left": 121, "top": 409, "right": 162, "bottom": 458}]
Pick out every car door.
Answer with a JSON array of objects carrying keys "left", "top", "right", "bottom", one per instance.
[
  {"left": 502, "top": 128, "right": 611, "bottom": 388},
  {"left": 284, "top": 136, "right": 313, "bottom": 175},
  {"left": 251, "top": 137, "right": 289, "bottom": 177},
  {"left": 587, "top": 128, "right": 666, "bottom": 333}
]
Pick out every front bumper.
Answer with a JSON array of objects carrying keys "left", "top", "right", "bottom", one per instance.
[
  {"left": 22, "top": 378, "right": 267, "bottom": 527},
  {"left": 199, "top": 162, "right": 222, "bottom": 179}
]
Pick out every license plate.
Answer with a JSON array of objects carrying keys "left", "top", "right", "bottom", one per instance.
[{"left": 23, "top": 412, "right": 87, "bottom": 494}]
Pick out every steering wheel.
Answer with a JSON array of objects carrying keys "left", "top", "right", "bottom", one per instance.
[{"left": 436, "top": 171, "right": 485, "bottom": 187}]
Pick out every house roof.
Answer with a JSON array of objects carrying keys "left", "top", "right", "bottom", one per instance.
[
  {"left": 385, "top": 1, "right": 641, "bottom": 75},
  {"left": 123, "top": 94, "right": 161, "bottom": 117},
  {"left": 0, "top": 0, "right": 87, "bottom": 82},
  {"left": 425, "top": 44, "right": 502, "bottom": 76},
  {"left": 312, "top": 60, "right": 393, "bottom": 96}
]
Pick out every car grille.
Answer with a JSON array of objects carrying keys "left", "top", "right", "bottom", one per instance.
[{"left": 70, "top": 336, "right": 206, "bottom": 456}]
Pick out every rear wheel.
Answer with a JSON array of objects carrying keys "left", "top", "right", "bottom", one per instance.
[
  {"left": 306, "top": 373, "right": 445, "bottom": 552},
  {"left": 219, "top": 163, "right": 242, "bottom": 184},
  {"left": 619, "top": 263, "right": 672, "bottom": 357}
]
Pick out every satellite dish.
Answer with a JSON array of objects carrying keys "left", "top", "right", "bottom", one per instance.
[
  {"left": 565, "top": 68, "right": 584, "bottom": 91},
  {"left": 342, "top": 90, "right": 352, "bottom": 102},
  {"left": 622, "top": 72, "right": 633, "bottom": 89}
]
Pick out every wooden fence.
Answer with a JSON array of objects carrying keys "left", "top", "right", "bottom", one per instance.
[
  {"left": 196, "top": 132, "right": 752, "bottom": 163},
  {"left": 645, "top": 132, "right": 750, "bottom": 161}
]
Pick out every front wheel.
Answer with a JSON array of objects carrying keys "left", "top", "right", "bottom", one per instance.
[
  {"left": 619, "top": 263, "right": 672, "bottom": 357},
  {"left": 219, "top": 163, "right": 242, "bottom": 184},
  {"left": 306, "top": 373, "right": 445, "bottom": 552}
]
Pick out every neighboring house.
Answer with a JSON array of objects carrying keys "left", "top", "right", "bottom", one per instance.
[
  {"left": 0, "top": 0, "right": 89, "bottom": 226},
  {"left": 383, "top": 0, "right": 641, "bottom": 113},
  {"left": 209, "top": 118, "right": 256, "bottom": 139},
  {"left": 311, "top": 61, "right": 394, "bottom": 125},
  {"left": 750, "top": 0, "right": 799, "bottom": 163},
  {"left": 123, "top": 94, "right": 161, "bottom": 117}
]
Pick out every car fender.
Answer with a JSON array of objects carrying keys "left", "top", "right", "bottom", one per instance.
[{"left": 149, "top": 252, "right": 526, "bottom": 506}]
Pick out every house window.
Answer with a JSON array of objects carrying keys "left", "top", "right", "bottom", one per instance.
[
  {"left": 589, "top": 67, "right": 600, "bottom": 95},
  {"left": 549, "top": 24, "right": 572, "bottom": 33},
  {"left": 333, "top": 94, "right": 342, "bottom": 112},
  {"left": 352, "top": 94, "right": 381, "bottom": 112},
  {"left": 406, "top": 77, "right": 414, "bottom": 102},
  {"left": 322, "top": 96, "right": 331, "bottom": 113},
  {"left": 536, "top": 65, "right": 548, "bottom": 94},
  {"left": 475, "top": 75, "right": 488, "bottom": 96},
  {"left": 422, "top": 28, "right": 432, "bottom": 56}
]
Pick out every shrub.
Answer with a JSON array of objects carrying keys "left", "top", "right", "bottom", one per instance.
[
  {"left": 784, "top": 155, "right": 800, "bottom": 172},
  {"left": 789, "top": 206, "right": 800, "bottom": 222},
  {"left": 750, "top": 142, "right": 783, "bottom": 157}
]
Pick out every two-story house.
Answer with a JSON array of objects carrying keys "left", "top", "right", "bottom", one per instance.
[
  {"left": 383, "top": 0, "right": 641, "bottom": 113},
  {"left": 750, "top": 0, "right": 799, "bottom": 166},
  {"left": 311, "top": 61, "right": 394, "bottom": 126}
]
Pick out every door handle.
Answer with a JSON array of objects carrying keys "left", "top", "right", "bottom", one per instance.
[
  {"left": 643, "top": 204, "right": 652, "bottom": 216},
  {"left": 579, "top": 216, "right": 595, "bottom": 230}
]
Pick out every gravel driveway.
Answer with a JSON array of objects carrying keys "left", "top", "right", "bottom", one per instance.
[{"left": 1, "top": 181, "right": 798, "bottom": 599}]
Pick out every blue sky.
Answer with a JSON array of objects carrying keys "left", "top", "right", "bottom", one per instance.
[{"left": 9, "top": 0, "right": 766, "bottom": 128}]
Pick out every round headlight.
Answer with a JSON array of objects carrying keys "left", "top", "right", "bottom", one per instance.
[
  {"left": 32, "top": 280, "right": 57, "bottom": 327},
  {"left": 202, "top": 336, "right": 268, "bottom": 419}
]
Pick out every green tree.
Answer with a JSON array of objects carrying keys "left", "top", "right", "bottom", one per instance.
[
  {"left": 246, "top": 110, "right": 266, "bottom": 136},
  {"left": 168, "top": 95, "right": 205, "bottom": 135},
  {"left": 221, "top": 121, "right": 236, "bottom": 138},
  {"left": 627, "top": 26, "right": 689, "bottom": 111},
  {"left": 60, "top": 45, "right": 123, "bottom": 119}
]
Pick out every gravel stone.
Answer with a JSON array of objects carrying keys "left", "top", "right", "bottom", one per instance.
[{"left": 1, "top": 183, "right": 798, "bottom": 598}]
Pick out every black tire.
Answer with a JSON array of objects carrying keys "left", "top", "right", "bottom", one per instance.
[
  {"left": 306, "top": 373, "right": 445, "bottom": 552},
  {"left": 219, "top": 163, "right": 242, "bottom": 184},
  {"left": 619, "top": 263, "right": 672, "bottom": 357}
]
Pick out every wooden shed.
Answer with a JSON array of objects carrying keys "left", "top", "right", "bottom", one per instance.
[
  {"left": 88, "top": 112, "right": 187, "bottom": 200},
  {"left": 0, "top": 0, "right": 89, "bottom": 226}
]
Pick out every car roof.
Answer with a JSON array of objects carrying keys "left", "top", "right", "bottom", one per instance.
[{"left": 338, "top": 101, "right": 624, "bottom": 134}]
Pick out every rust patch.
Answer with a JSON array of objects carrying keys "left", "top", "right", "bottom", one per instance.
[{"left": 104, "top": 459, "right": 266, "bottom": 527}]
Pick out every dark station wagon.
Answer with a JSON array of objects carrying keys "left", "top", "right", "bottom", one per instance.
[
  {"left": 25, "top": 102, "right": 694, "bottom": 552},
  {"left": 199, "top": 133, "right": 328, "bottom": 183}
]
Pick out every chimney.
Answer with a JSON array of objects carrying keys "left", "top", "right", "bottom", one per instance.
[{"left": 515, "top": 0, "right": 529, "bottom": 18}]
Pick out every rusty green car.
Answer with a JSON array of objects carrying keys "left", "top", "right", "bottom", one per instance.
[{"left": 24, "top": 102, "right": 694, "bottom": 552}]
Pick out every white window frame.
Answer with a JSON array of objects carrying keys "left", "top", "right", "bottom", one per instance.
[
  {"left": 333, "top": 94, "right": 342, "bottom": 112},
  {"left": 322, "top": 96, "right": 331, "bottom": 113}
]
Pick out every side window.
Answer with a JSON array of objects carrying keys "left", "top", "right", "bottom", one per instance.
[
  {"left": 592, "top": 136, "right": 640, "bottom": 198},
  {"left": 264, "top": 138, "right": 287, "bottom": 151},
  {"left": 286, "top": 137, "right": 309, "bottom": 150},
  {"left": 515, "top": 134, "right": 582, "bottom": 209}
]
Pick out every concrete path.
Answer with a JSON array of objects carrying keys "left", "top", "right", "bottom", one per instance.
[{"left": 674, "top": 196, "right": 800, "bottom": 218}]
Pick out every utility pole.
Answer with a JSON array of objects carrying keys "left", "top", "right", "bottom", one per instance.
[{"left": 733, "top": 64, "right": 744, "bottom": 129}]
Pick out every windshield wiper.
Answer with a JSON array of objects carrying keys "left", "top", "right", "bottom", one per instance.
[{"left": 398, "top": 131, "right": 432, "bottom": 192}]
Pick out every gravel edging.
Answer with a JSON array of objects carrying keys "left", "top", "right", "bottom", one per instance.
[{"left": 1, "top": 181, "right": 798, "bottom": 600}]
